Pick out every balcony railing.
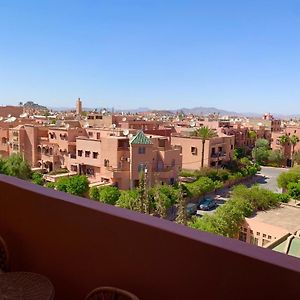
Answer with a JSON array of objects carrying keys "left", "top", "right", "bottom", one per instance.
[{"left": 1, "top": 175, "right": 300, "bottom": 300}]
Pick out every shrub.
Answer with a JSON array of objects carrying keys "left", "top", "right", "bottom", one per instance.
[
  {"left": 98, "top": 186, "right": 121, "bottom": 205},
  {"left": 89, "top": 186, "right": 100, "bottom": 200},
  {"left": 31, "top": 172, "right": 44, "bottom": 185}
]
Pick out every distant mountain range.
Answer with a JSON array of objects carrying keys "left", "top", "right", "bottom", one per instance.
[{"left": 49, "top": 105, "right": 300, "bottom": 119}]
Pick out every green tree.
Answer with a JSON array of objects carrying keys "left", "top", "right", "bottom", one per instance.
[
  {"left": 252, "top": 139, "right": 270, "bottom": 165},
  {"left": 4, "top": 153, "right": 32, "bottom": 179},
  {"left": 89, "top": 186, "right": 100, "bottom": 200},
  {"left": 267, "top": 149, "right": 284, "bottom": 167},
  {"left": 247, "top": 130, "right": 257, "bottom": 140},
  {"left": 290, "top": 135, "right": 299, "bottom": 166},
  {"left": 287, "top": 182, "right": 300, "bottom": 200},
  {"left": 193, "top": 126, "right": 217, "bottom": 168},
  {"left": 116, "top": 190, "right": 139, "bottom": 211},
  {"left": 66, "top": 175, "right": 89, "bottom": 196},
  {"left": 278, "top": 135, "right": 290, "bottom": 148},
  {"left": 31, "top": 172, "right": 44, "bottom": 185},
  {"left": 56, "top": 175, "right": 89, "bottom": 196},
  {"left": 293, "top": 151, "right": 300, "bottom": 166},
  {"left": 55, "top": 177, "right": 69, "bottom": 192},
  {"left": 175, "top": 183, "right": 187, "bottom": 225},
  {"left": 98, "top": 186, "right": 120, "bottom": 205},
  {"left": 0, "top": 157, "right": 6, "bottom": 174},
  {"left": 277, "top": 166, "right": 300, "bottom": 189}
]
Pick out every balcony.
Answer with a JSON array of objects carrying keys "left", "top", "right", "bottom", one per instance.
[
  {"left": 211, "top": 152, "right": 226, "bottom": 158},
  {"left": 1, "top": 174, "right": 300, "bottom": 300}
]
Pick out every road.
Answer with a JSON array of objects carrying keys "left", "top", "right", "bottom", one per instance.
[{"left": 196, "top": 166, "right": 289, "bottom": 217}]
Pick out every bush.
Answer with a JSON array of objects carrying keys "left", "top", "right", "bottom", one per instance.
[
  {"left": 186, "top": 176, "right": 215, "bottom": 198},
  {"left": 231, "top": 185, "right": 279, "bottom": 210},
  {"left": 274, "top": 193, "right": 290, "bottom": 203},
  {"left": 98, "top": 186, "right": 121, "bottom": 205},
  {"left": 31, "top": 172, "right": 44, "bottom": 185},
  {"left": 45, "top": 182, "right": 56, "bottom": 189},
  {"left": 287, "top": 182, "right": 300, "bottom": 200},
  {"left": 277, "top": 166, "right": 300, "bottom": 189},
  {"left": 56, "top": 175, "right": 89, "bottom": 196},
  {"left": 116, "top": 190, "right": 139, "bottom": 211},
  {"left": 89, "top": 186, "right": 100, "bottom": 200}
]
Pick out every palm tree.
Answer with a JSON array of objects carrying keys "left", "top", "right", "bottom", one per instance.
[
  {"left": 290, "top": 135, "right": 299, "bottom": 166},
  {"left": 193, "top": 126, "right": 217, "bottom": 168},
  {"left": 278, "top": 135, "right": 290, "bottom": 149},
  {"left": 290, "top": 135, "right": 299, "bottom": 156}
]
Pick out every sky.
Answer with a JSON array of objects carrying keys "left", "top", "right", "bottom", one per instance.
[{"left": 0, "top": 0, "right": 300, "bottom": 114}]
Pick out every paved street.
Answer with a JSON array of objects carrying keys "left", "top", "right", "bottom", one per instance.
[{"left": 255, "top": 166, "right": 288, "bottom": 193}]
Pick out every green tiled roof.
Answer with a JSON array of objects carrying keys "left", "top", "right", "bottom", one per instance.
[{"left": 130, "top": 131, "right": 152, "bottom": 145}]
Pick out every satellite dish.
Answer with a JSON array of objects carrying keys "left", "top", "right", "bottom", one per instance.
[
  {"left": 123, "top": 129, "right": 129, "bottom": 136},
  {"left": 7, "top": 114, "right": 11, "bottom": 118},
  {"left": 122, "top": 117, "right": 127, "bottom": 122},
  {"left": 112, "top": 123, "right": 116, "bottom": 129},
  {"left": 257, "top": 122, "right": 263, "bottom": 126},
  {"left": 128, "top": 133, "right": 133, "bottom": 139},
  {"left": 65, "top": 124, "right": 70, "bottom": 129},
  {"left": 143, "top": 117, "right": 148, "bottom": 121},
  {"left": 83, "top": 123, "right": 90, "bottom": 128},
  {"left": 190, "top": 121, "right": 196, "bottom": 127},
  {"left": 0, "top": 117, "right": 3, "bottom": 121}
]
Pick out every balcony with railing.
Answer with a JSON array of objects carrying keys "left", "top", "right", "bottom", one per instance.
[{"left": 1, "top": 174, "right": 300, "bottom": 300}]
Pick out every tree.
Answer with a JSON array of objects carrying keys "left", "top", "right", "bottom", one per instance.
[
  {"left": 66, "top": 175, "right": 89, "bottom": 196},
  {"left": 193, "top": 126, "right": 217, "bottom": 168},
  {"left": 293, "top": 151, "right": 300, "bottom": 166},
  {"left": 56, "top": 175, "right": 89, "bottom": 196},
  {"left": 278, "top": 135, "right": 290, "bottom": 148},
  {"left": 89, "top": 186, "right": 100, "bottom": 200},
  {"left": 98, "top": 186, "right": 120, "bottom": 205},
  {"left": 267, "top": 149, "right": 284, "bottom": 167},
  {"left": 3, "top": 154, "right": 32, "bottom": 179},
  {"left": 252, "top": 139, "right": 270, "bottom": 165},
  {"left": 277, "top": 166, "right": 300, "bottom": 189},
  {"left": 31, "top": 172, "right": 44, "bottom": 185},
  {"left": 175, "top": 183, "right": 187, "bottom": 225},
  {"left": 136, "top": 172, "right": 150, "bottom": 213},
  {"left": 116, "top": 190, "right": 139, "bottom": 211},
  {"left": 290, "top": 135, "right": 299, "bottom": 166}
]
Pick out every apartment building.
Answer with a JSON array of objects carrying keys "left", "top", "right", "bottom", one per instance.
[
  {"left": 171, "top": 130, "right": 234, "bottom": 170},
  {"left": 67, "top": 131, "right": 181, "bottom": 189}
]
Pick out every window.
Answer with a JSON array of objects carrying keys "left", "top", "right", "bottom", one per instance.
[
  {"left": 250, "top": 230, "right": 253, "bottom": 234},
  {"left": 78, "top": 150, "right": 83, "bottom": 157},
  {"left": 104, "top": 159, "right": 109, "bottom": 167},
  {"left": 191, "top": 147, "right": 197, "bottom": 155},
  {"left": 250, "top": 236, "right": 258, "bottom": 245},
  {"left": 85, "top": 151, "right": 90, "bottom": 158},
  {"left": 138, "top": 147, "right": 146, "bottom": 154},
  {"left": 138, "top": 163, "right": 146, "bottom": 172},
  {"left": 96, "top": 133, "right": 100, "bottom": 139},
  {"left": 88, "top": 132, "right": 93, "bottom": 137},
  {"left": 239, "top": 232, "right": 247, "bottom": 242},
  {"left": 218, "top": 146, "right": 223, "bottom": 152},
  {"left": 268, "top": 235, "right": 272, "bottom": 239},
  {"left": 263, "top": 234, "right": 266, "bottom": 238},
  {"left": 243, "top": 227, "right": 247, "bottom": 232},
  {"left": 256, "top": 232, "right": 260, "bottom": 236},
  {"left": 96, "top": 115, "right": 103, "bottom": 119},
  {"left": 93, "top": 152, "right": 98, "bottom": 159}
]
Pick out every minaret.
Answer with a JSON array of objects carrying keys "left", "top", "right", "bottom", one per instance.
[{"left": 76, "top": 98, "right": 82, "bottom": 115}]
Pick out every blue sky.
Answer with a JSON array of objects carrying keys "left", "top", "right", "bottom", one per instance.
[{"left": 0, "top": 0, "right": 300, "bottom": 114}]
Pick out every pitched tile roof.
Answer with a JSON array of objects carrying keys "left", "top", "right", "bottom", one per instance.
[{"left": 130, "top": 131, "right": 152, "bottom": 145}]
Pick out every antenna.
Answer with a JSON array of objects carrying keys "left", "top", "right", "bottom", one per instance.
[
  {"left": 122, "top": 117, "right": 127, "bottom": 122},
  {"left": 123, "top": 129, "right": 129, "bottom": 136}
]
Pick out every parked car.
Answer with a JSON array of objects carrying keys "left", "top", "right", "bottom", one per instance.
[
  {"left": 186, "top": 203, "right": 197, "bottom": 215},
  {"left": 199, "top": 198, "right": 217, "bottom": 211}
]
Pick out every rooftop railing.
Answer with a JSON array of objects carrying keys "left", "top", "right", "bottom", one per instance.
[{"left": 1, "top": 175, "right": 300, "bottom": 299}]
